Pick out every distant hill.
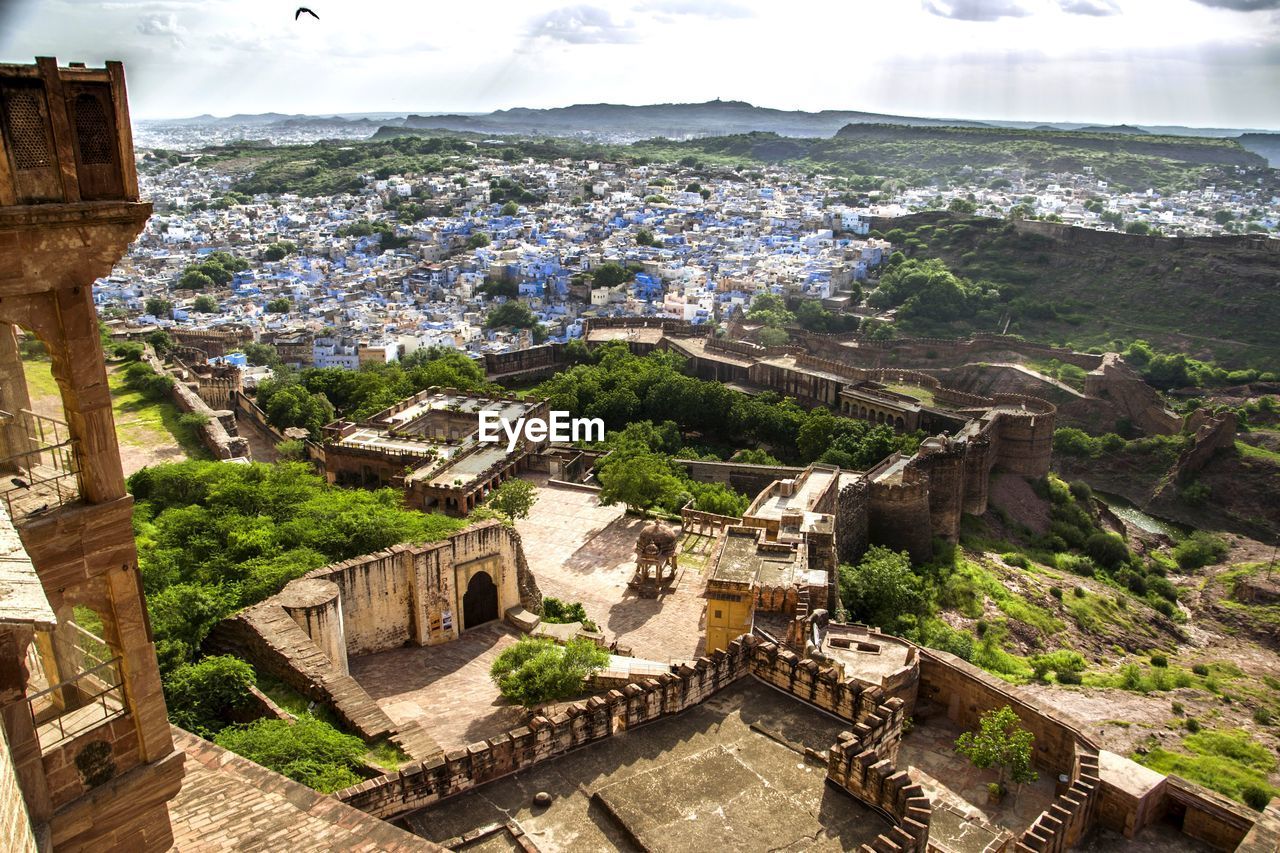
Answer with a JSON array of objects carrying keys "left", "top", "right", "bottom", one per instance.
[
  {"left": 1077, "top": 124, "right": 1149, "bottom": 135},
  {"left": 876, "top": 212, "right": 1280, "bottom": 367},
  {"left": 1238, "top": 133, "right": 1280, "bottom": 167},
  {"left": 392, "top": 99, "right": 992, "bottom": 138}
]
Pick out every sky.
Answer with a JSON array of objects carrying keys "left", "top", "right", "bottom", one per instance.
[{"left": 2, "top": 0, "right": 1279, "bottom": 128}]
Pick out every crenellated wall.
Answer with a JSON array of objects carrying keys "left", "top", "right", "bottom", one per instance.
[{"left": 335, "top": 637, "right": 758, "bottom": 820}]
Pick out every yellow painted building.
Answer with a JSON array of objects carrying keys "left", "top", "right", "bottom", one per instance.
[{"left": 704, "top": 527, "right": 761, "bottom": 653}]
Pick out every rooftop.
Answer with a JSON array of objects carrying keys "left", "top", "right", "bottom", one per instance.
[{"left": 403, "top": 681, "right": 892, "bottom": 852}]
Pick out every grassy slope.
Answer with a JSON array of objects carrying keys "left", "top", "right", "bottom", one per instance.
[
  {"left": 883, "top": 213, "right": 1280, "bottom": 367},
  {"left": 22, "top": 355, "right": 210, "bottom": 466}
]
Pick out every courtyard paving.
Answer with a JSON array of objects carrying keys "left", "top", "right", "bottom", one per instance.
[
  {"left": 348, "top": 621, "right": 525, "bottom": 753},
  {"left": 898, "top": 715, "right": 1058, "bottom": 840},
  {"left": 516, "top": 483, "right": 713, "bottom": 662}
]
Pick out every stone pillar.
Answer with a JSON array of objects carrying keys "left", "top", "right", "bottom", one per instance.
[
  {"left": 0, "top": 325, "right": 36, "bottom": 468},
  {"left": 278, "top": 579, "right": 349, "bottom": 675},
  {"left": 45, "top": 286, "right": 126, "bottom": 503},
  {"left": 0, "top": 625, "right": 51, "bottom": 825}
]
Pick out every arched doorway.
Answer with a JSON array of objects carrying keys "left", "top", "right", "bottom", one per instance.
[{"left": 463, "top": 571, "right": 498, "bottom": 630}]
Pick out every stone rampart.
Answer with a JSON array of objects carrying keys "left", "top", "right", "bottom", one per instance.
[
  {"left": 1016, "top": 745, "right": 1101, "bottom": 853},
  {"left": 145, "top": 350, "right": 248, "bottom": 459},
  {"left": 334, "top": 637, "right": 757, "bottom": 820}
]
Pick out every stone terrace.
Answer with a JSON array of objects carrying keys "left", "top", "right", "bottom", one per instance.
[
  {"left": 516, "top": 483, "right": 709, "bottom": 662},
  {"left": 168, "top": 728, "right": 438, "bottom": 852},
  {"left": 898, "top": 715, "right": 1058, "bottom": 844},
  {"left": 348, "top": 621, "right": 525, "bottom": 754},
  {"left": 403, "top": 680, "right": 892, "bottom": 852}
]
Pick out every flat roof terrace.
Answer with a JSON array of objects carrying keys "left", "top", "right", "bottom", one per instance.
[
  {"left": 403, "top": 681, "right": 892, "bottom": 853},
  {"left": 336, "top": 428, "right": 459, "bottom": 457},
  {"left": 422, "top": 445, "right": 513, "bottom": 487},
  {"left": 586, "top": 327, "right": 664, "bottom": 345},
  {"left": 745, "top": 466, "right": 838, "bottom": 523}
]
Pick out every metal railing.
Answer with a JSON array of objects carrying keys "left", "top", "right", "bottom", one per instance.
[
  {"left": 25, "top": 621, "right": 128, "bottom": 751},
  {"left": 0, "top": 408, "right": 80, "bottom": 520}
]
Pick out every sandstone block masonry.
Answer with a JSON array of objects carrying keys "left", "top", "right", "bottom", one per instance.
[{"left": 206, "top": 521, "right": 542, "bottom": 745}]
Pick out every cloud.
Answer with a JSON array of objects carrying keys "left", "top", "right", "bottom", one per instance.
[
  {"left": 638, "top": 0, "right": 753, "bottom": 19},
  {"left": 1058, "top": 0, "right": 1120, "bottom": 15},
  {"left": 922, "top": 0, "right": 1033, "bottom": 20},
  {"left": 1190, "top": 0, "right": 1280, "bottom": 9},
  {"left": 136, "top": 12, "right": 186, "bottom": 46},
  {"left": 527, "top": 5, "right": 637, "bottom": 43}
]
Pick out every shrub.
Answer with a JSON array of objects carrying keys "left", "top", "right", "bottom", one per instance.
[
  {"left": 1171, "top": 701, "right": 1185, "bottom": 716},
  {"left": 489, "top": 637, "right": 608, "bottom": 708},
  {"left": 1173, "top": 532, "right": 1229, "bottom": 570},
  {"left": 1074, "top": 586, "right": 1087, "bottom": 598},
  {"left": 1049, "top": 586, "right": 1063, "bottom": 600},
  {"left": 112, "top": 341, "right": 145, "bottom": 361},
  {"left": 275, "top": 439, "right": 307, "bottom": 460},
  {"left": 1153, "top": 600, "right": 1176, "bottom": 618},
  {"left": 178, "top": 412, "right": 210, "bottom": 429},
  {"left": 1056, "top": 670, "right": 1082, "bottom": 685},
  {"left": 1121, "top": 663, "right": 1145, "bottom": 691},
  {"left": 1003, "top": 553, "right": 1030, "bottom": 569},
  {"left": 1243, "top": 784, "right": 1271, "bottom": 811},
  {"left": 1192, "top": 663, "right": 1210, "bottom": 677},
  {"left": 1030, "top": 650, "right": 1086, "bottom": 682},
  {"left": 1254, "top": 707, "right": 1273, "bottom": 726},
  {"left": 1185, "top": 717, "right": 1202, "bottom": 733},
  {"left": 1150, "top": 653, "right": 1168, "bottom": 668},
  {"left": 540, "top": 597, "right": 598, "bottom": 632},
  {"left": 1060, "top": 555, "right": 1096, "bottom": 577},
  {"left": 163, "top": 655, "right": 256, "bottom": 737},
  {"left": 1086, "top": 532, "right": 1131, "bottom": 570},
  {"left": 214, "top": 715, "right": 366, "bottom": 793},
  {"left": 1068, "top": 480, "right": 1093, "bottom": 502}
]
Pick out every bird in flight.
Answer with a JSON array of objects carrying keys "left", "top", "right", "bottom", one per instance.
[{"left": 295, "top": 7, "right": 319, "bottom": 20}]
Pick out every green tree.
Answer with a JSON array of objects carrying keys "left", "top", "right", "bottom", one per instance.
[
  {"left": 192, "top": 295, "right": 219, "bottom": 314},
  {"left": 955, "top": 705, "right": 1038, "bottom": 790},
  {"left": 635, "top": 228, "right": 657, "bottom": 247},
  {"left": 948, "top": 198, "right": 978, "bottom": 214},
  {"left": 242, "top": 342, "right": 282, "bottom": 368},
  {"left": 262, "top": 242, "right": 295, "bottom": 262},
  {"left": 489, "top": 637, "right": 608, "bottom": 709},
  {"left": 112, "top": 341, "right": 145, "bottom": 362},
  {"left": 591, "top": 262, "right": 633, "bottom": 289},
  {"left": 487, "top": 478, "right": 538, "bottom": 521},
  {"left": 466, "top": 231, "right": 491, "bottom": 250},
  {"left": 178, "top": 270, "right": 215, "bottom": 291},
  {"left": 758, "top": 327, "right": 790, "bottom": 347},
  {"left": 597, "top": 451, "right": 686, "bottom": 513},
  {"left": 499, "top": 201, "right": 519, "bottom": 216},
  {"left": 838, "top": 546, "right": 926, "bottom": 633},
  {"left": 147, "top": 330, "right": 174, "bottom": 354},
  {"left": 145, "top": 296, "right": 174, "bottom": 318},
  {"left": 259, "top": 382, "right": 335, "bottom": 438},
  {"left": 266, "top": 297, "right": 291, "bottom": 313},
  {"left": 484, "top": 301, "right": 541, "bottom": 332}
]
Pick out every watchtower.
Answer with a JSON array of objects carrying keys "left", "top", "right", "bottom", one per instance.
[{"left": 0, "top": 58, "right": 182, "bottom": 851}]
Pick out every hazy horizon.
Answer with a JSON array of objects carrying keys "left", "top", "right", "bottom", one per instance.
[{"left": 2, "top": 0, "right": 1279, "bottom": 129}]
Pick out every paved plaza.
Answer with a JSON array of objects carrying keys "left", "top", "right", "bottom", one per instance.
[
  {"left": 516, "top": 483, "right": 713, "bottom": 662},
  {"left": 348, "top": 621, "right": 525, "bottom": 753}
]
